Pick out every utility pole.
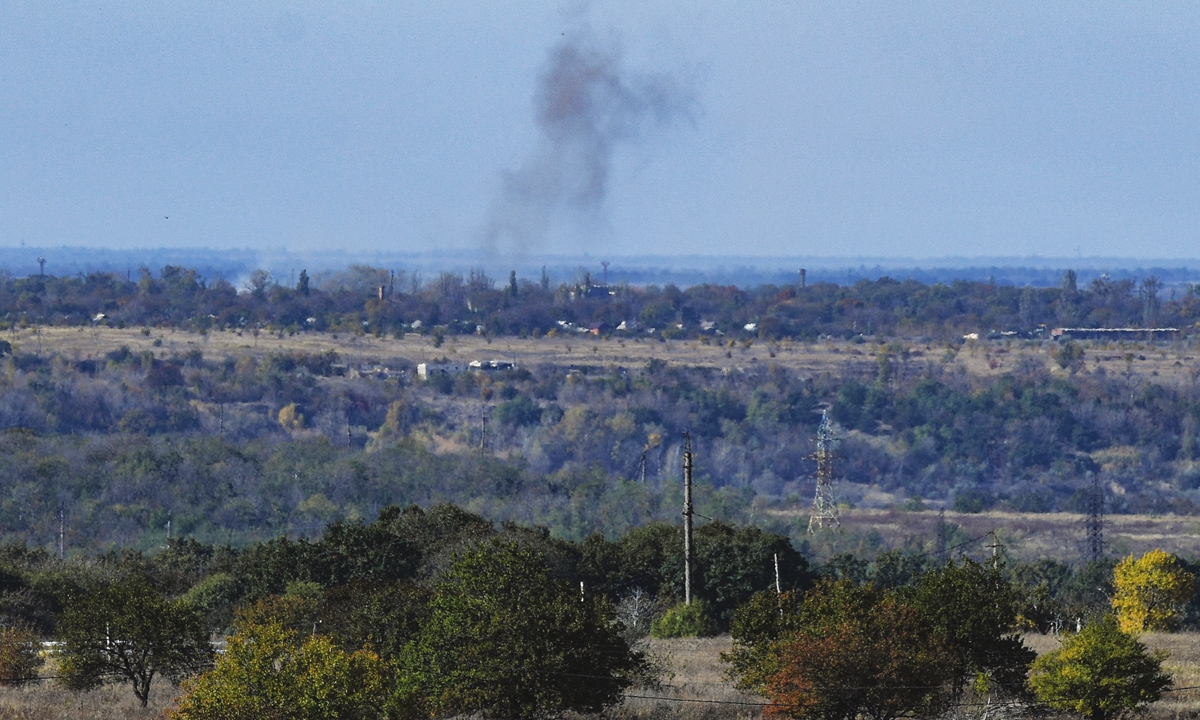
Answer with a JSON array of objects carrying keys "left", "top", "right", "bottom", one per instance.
[
  {"left": 986, "top": 530, "right": 1003, "bottom": 564},
  {"left": 807, "top": 410, "right": 840, "bottom": 533},
  {"left": 774, "top": 552, "right": 782, "bottom": 594},
  {"left": 682, "top": 431, "right": 694, "bottom": 606},
  {"left": 936, "top": 509, "right": 949, "bottom": 565},
  {"left": 1085, "top": 475, "right": 1105, "bottom": 564}
]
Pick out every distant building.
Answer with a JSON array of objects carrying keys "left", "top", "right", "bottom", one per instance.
[
  {"left": 1051, "top": 327, "right": 1180, "bottom": 341},
  {"left": 468, "top": 359, "right": 516, "bottom": 372},
  {"left": 417, "top": 362, "right": 467, "bottom": 380}
]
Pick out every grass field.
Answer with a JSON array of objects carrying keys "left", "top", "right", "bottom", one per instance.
[
  {"left": 15, "top": 325, "right": 1200, "bottom": 387},
  {"left": 6, "top": 634, "right": 1197, "bottom": 720},
  {"left": 774, "top": 507, "right": 1200, "bottom": 563}
]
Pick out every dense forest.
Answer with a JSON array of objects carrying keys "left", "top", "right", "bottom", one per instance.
[{"left": 0, "top": 264, "right": 1196, "bottom": 341}]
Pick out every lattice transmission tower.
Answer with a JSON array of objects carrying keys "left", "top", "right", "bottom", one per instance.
[{"left": 808, "top": 410, "right": 840, "bottom": 533}]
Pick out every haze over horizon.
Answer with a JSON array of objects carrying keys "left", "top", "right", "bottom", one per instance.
[{"left": 4, "top": 3, "right": 1199, "bottom": 260}]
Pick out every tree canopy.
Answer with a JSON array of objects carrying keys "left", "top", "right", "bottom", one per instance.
[
  {"left": 56, "top": 577, "right": 212, "bottom": 706},
  {"left": 1030, "top": 615, "right": 1172, "bottom": 720},
  {"left": 396, "top": 540, "right": 649, "bottom": 720}
]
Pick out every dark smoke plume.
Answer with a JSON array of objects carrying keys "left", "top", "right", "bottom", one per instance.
[{"left": 485, "top": 30, "right": 697, "bottom": 254}]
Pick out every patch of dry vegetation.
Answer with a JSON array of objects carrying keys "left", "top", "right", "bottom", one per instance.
[
  {"left": 24, "top": 327, "right": 1199, "bottom": 388},
  {"left": 766, "top": 507, "right": 1200, "bottom": 563},
  {"left": 0, "top": 681, "right": 178, "bottom": 719}
]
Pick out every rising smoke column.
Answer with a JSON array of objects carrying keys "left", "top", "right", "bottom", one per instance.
[{"left": 485, "top": 29, "right": 697, "bottom": 254}]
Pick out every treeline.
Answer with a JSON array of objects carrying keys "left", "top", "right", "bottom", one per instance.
[
  {"left": 3, "top": 264, "right": 1198, "bottom": 340},
  {"left": 0, "top": 504, "right": 1190, "bottom": 719}
]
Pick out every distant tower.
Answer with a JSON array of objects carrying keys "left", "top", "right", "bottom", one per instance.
[
  {"left": 808, "top": 411, "right": 840, "bottom": 533},
  {"left": 37, "top": 257, "right": 45, "bottom": 276},
  {"left": 1085, "top": 476, "right": 1105, "bottom": 563}
]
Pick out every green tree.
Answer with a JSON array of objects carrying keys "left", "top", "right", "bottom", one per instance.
[
  {"left": 169, "top": 620, "right": 388, "bottom": 720},
  {"left": 397, "top": 540, "right": 649, "bottom": 719},
  {"left": 57, "top": 578, "right": 213, "bottom": 706},
  {"left": 1030, "top": 616, "right": 1171, "bottom": 720},
  {"left": 904, "top": 558, "right": 1034, "bottom": 696},
  {"left": 1054, "top": 341, "right": 1085, "bottom": 372},
  {"left": 1112, "top": 550, "right": 1196, "bottom": 633}
]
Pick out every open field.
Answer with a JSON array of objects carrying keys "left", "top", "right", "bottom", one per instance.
[
  {"left": 7, "top": 634, "right": 1198, "bottom": 720},
  {"left": 13, "top": 326, "right": 1200, "bottom": 386},
  {"left": 767, "top": 507, "right": 1200, "bottom": 562}
]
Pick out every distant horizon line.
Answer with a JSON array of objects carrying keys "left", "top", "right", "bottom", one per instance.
[{"left": 6, "top": 245, "right": 1200, "bottom": 268}]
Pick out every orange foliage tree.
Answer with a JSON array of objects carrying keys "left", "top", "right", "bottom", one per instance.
[{"left": 763, "top": 591, "right": 955, "bottom": 720}]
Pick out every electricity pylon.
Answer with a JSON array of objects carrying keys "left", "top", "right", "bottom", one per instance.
[{"left": 808, "top": 410, "right": 840, "bottom": 533}]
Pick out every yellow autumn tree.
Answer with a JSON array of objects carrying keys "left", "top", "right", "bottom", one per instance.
[
  {"left": 277, "top": 403, "right": 304, "bottom": 430},
  {"left": 1111, "top": 550, "right": 1196, "bottom": 633},
  {"left": 168, "top": 621, "right": 388, "bottom": 720}
]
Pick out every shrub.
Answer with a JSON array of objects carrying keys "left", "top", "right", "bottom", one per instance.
[
  {"left": 169, "top": 621, "right": 388, "bottom": 720},
  {"left": 0, "top": 626, "right": 42, "bottom": 686},
  {"left": 651, "top": 600, "right": 716, "bottom": 638}
]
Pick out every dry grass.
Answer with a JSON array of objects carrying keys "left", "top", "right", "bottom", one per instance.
[
  {"left": 0, "top": 680, "right": 179, "bottom": 719},
  {"left": 611, "top": 636, "right": 763, "bottom": 720},
  {"left": 19, "top": 326, "right": 1199, "bottom": 388},
  {"left": 766, "top": 507, "right": 1200, "bottom": 563}
]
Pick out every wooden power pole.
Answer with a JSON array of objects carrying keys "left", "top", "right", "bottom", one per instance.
[{"left": 683, "top": 431, "right": 694, "bottom": 606}]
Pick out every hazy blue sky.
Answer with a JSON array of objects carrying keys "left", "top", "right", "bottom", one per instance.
[{"left": 2, "top": 2, "right": 1199, "bottom": 259}]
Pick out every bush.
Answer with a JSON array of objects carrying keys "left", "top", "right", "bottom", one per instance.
[
  {"left": 0, "top": 626, "right": 42, "bottom": 686},
  {"left": 493, "top": 395, "right": 543, "bottom": 427},
  {"left": 169, "top": 621, "right": 388, "bottom": 720},
  {"left": 651, "top": 600, "right": 716, "bottom": 638}
]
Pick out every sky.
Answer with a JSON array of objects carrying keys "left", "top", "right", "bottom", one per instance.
[{"left": 2, "top": 2, "right": 1200, "bottom": 260}]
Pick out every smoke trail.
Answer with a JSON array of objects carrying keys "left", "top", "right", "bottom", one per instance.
[{"left": 485, "top": 29, "right": 697, "bottom": 254}]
